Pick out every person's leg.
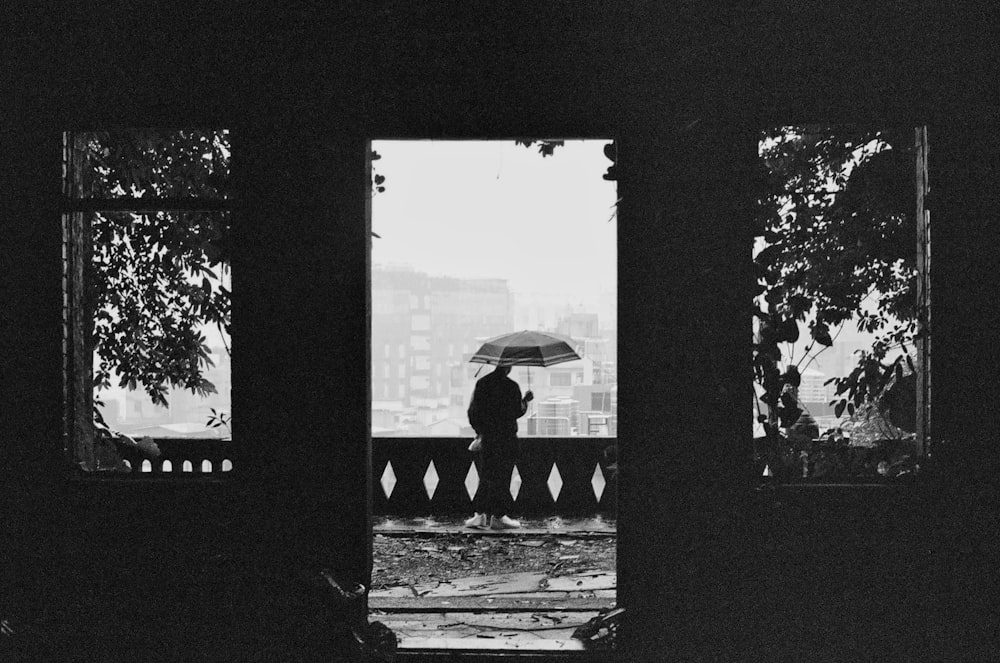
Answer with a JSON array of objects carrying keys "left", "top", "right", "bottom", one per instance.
[
  {"left": 481, "top": 436, "right": 504, "bottom": 518},
  {"left": 465, "top": 450, "right": 487, "bottom": 528},
  {"left": 489, "top": 436, "right": 520, "bottom": 529}
]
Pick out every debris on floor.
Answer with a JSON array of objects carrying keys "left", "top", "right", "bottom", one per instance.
[{"left": 370, "top": 516, "right": 617, "bottom": 651}]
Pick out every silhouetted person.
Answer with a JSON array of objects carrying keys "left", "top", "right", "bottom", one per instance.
[{"left": 465, "top": 365, "right": 533, "bottom": 529}]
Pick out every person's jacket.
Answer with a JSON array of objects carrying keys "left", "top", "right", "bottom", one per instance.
[{"left": 467, "top": 371, "right": 525, "bottom": 438}]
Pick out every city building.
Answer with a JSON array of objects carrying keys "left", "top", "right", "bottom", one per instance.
[
  {"left": 372, "top": 265, "right": 513, "bottom": 434},
  {"left": 372, "top": 266, "right": 619, "bottom": 436},
  {"left": 528, "top": 396, "right": 581, "bottom": 435}
]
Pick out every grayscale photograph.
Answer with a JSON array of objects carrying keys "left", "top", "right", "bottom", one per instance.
[{"left": 1, "top": 4, "right": 992, "bottom": 662}]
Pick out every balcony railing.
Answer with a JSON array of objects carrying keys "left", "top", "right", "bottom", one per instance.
[
  {"left": 373, "top": 437, "right": 617, "bottom": 516},
  {"left": 106, "top": 435, "right": 619, "bottom": 516},
  {"left": 108, "top": 437, "right": 235, "bottom": 477}
]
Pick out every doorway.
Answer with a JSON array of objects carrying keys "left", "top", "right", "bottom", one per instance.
[{"left": 368, "top": 139, "right": 619, "bottom": 650}]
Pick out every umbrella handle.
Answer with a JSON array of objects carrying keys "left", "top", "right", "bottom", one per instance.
[{"left": 527, "top": 368, "right": 533, "bottom": 417}]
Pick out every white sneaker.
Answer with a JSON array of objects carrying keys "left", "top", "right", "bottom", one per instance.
[
  {"left": 464, "top": 513, "right": 487, "bottom": 528},
  {"left": 490, "top": 515, "right": 521, "bottom": 530}
]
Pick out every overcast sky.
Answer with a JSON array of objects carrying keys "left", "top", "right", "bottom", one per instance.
[{"left": 371, "top": 140, "right": 617, "bottom": 305}]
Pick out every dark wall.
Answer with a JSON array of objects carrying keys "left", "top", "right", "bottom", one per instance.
[{"left": 2, "top": 3, "right": 998, "bottom": 660}]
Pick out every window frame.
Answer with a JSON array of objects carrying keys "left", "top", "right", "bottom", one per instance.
[
  {"left": 61, "top": 129, "right": 233, "bottom": 474},
  {"left": 756, "top": 124, "right": 933, "bottom": 489}
]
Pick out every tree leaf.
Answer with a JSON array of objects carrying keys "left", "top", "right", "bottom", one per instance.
[
  {"left": 810, "top": 321, "right": 833, "bottom": 347},
  {"left": 835, "top": 399, "right": 846, "bottom": 418},
  {"left": 781, "top": 365, "right": 801, "bottom": 388}
]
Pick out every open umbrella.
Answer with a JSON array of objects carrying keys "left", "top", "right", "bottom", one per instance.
[{"left": 469, "top": 330, "right": 582, "bottom": 390}]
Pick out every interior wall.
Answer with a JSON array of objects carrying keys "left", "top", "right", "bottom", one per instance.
[{"left": 1, "top": 3, "right": 997, "bottom": 660}]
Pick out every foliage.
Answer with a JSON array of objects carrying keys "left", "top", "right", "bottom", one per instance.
[
  {"left": 371, "top": 149, "right": 386, "bottom": 194},
  {"left": 76, "top": 130, "right": 231, "bottom": 407},
  {"left": 514, "top": 139, "right": 565, "bottom": 157},
  {"left": 207, "top": 407, "right": 232, "bottom": 435},
  {"left": 754, "top": 126, "right": 918, "bottom": 437}
]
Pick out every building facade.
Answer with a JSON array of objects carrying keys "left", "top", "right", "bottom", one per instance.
[{"left": 371, "top": 265, "right": 512, "bottom": 434}]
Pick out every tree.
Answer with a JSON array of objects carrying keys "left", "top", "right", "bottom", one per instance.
[
  {"left": 753, "top": 126, "right": 919, "bottom": 440},
  {"left": 73, "top": 130, "right": 231, "bottom": 409}
]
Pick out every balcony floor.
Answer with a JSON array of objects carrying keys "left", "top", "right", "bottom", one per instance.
[
  {"left": 371, "top": 516, "right": 617, "bottom": 653},
  {"left": 374, "top": 514, "right": 615, "bottom": 536}
]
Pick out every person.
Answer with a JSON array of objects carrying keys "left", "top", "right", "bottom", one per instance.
[{"left": 464, "top": 365, "right": 533, "bottom": 529}]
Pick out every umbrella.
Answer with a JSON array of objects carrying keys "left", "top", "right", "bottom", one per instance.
[{"left": 469, "top": 330, "right": 582, "bottom": 390}]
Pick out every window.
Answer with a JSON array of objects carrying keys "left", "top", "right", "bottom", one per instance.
[
  {"left": 591, "top": 391, "right": 614, "bottom": 412},
  {"left": 754, "top": 125, "right": 929, "bottom": 482},
  {"left": 63, "top": 129, "right": 232, "bottom": 472},
  {"left": 550, "top": 373, "right": 572, "bottom": 387}
]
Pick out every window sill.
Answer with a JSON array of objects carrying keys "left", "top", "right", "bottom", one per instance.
[{"left": 64, "top": 467, "right": 233, "bottom": 485}]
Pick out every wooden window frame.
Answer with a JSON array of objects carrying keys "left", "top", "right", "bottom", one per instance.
[
  {"left": 61, "top": 130, "right": 232, "bottom": 472},
  {"left": 759, "top": 124, "right": 933, "bottom": 488}
]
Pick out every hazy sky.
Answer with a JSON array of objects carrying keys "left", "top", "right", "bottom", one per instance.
[{"left": 371, "top": 140, "right": 617, "bottom": 303}]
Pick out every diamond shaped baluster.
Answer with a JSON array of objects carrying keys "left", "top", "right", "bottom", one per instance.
[
  {"left": 380, "top": 461, "right": 397, "bottom": 499},
  {"left": 591, "top": 463, "right": 606, "bottom": 502},
  {"left": 509, "top": 465, "right": 522, "bottom": 502},
  {"left": 547, "top": 463, "right": 564, "bottom": 502},
  {"left": 465, "top": 462, "right": 480, "bottom": 500},
  {"left": 423, "top": 460, "right": 440, "bottom": 500}
]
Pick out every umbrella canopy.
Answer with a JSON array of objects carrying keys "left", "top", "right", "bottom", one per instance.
[{"left": 469, "top": 330, "right": 582, "bottom": 368}]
